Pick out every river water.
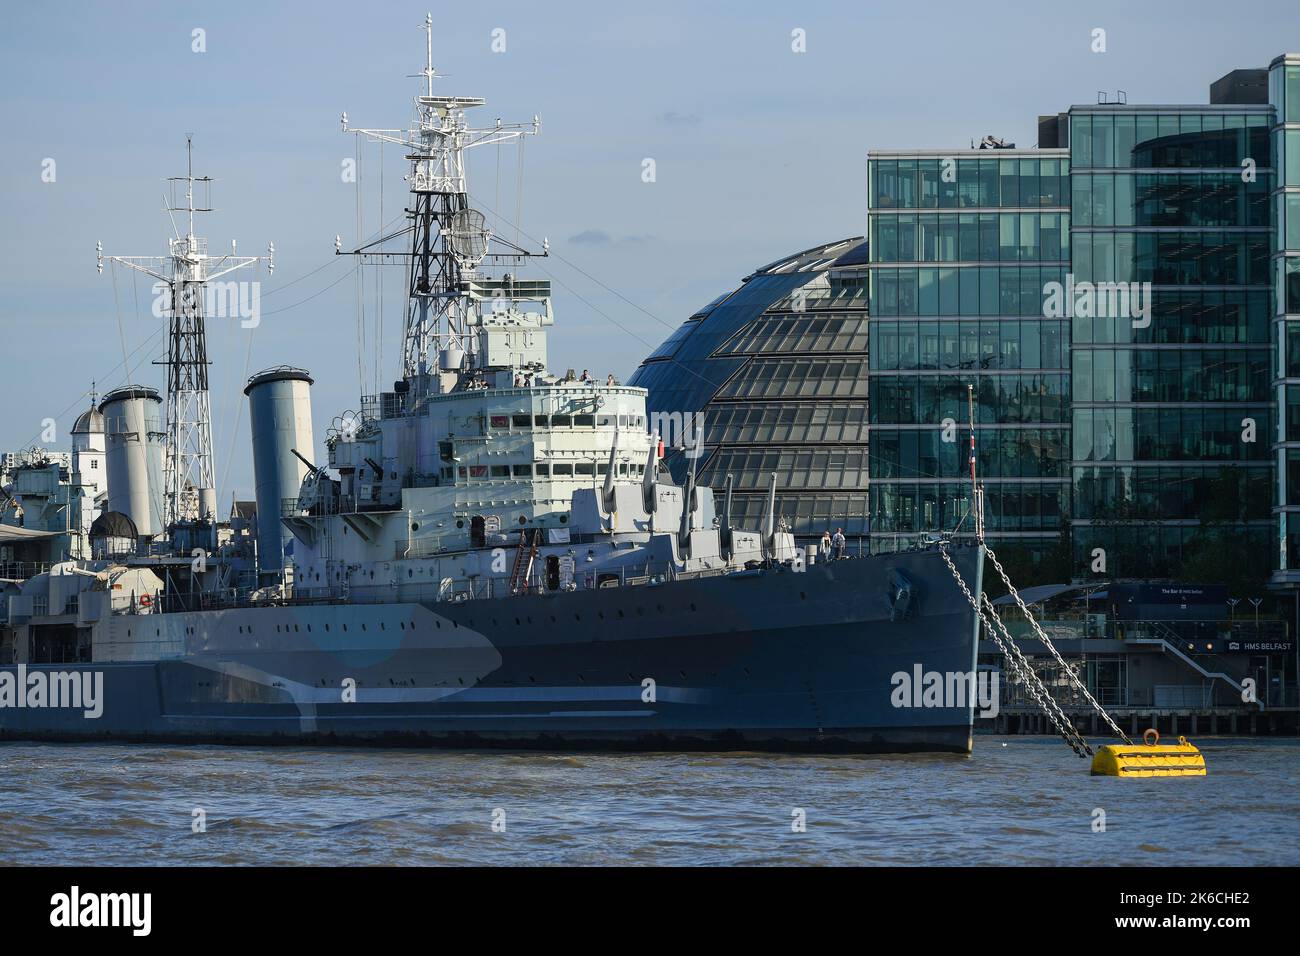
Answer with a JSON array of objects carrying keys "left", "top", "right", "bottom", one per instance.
[{"left": 1, "top": 736, "right": 1296, "bottom": 866}]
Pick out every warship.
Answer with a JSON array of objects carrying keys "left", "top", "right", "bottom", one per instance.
[{"left": 0, "top": 18, "right": 984, "bottom": 753}]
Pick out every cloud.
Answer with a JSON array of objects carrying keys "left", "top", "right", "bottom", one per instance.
[
  {"left": 568, "top": 230, "right": 656, "bottom": 247},
  {"left": 569, "top": 229, "right": 613, "bottom": 246}
]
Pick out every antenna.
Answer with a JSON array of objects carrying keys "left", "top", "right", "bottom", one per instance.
[
  {"left": 97, "top": 138, "right": 270, "bottom": 531},
  {"left": 340, "top": 13, "right": 541, "bottom": 387}
]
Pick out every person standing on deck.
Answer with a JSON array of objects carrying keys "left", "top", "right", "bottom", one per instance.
[
  {"left": 819, "top": 530, "right": 832, "bottom": 563},
  {"left": 831, "top": 528, "right": 846, "bottom": 561}
]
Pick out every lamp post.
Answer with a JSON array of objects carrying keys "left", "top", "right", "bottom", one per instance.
[{"left": 1249, "top": 597, "right": 1263, "bottom": 628}]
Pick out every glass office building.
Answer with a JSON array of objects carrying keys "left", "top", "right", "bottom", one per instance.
[
  {"left": 628, "top": 239, "right": 871, "bottom": 544},
  {"left": 866, "top": 151, "right": 1071, "bottom": 566},
  {"left": 1273, "top": 54, "right": 1300, "bottom": 587},
  {"left": 1069, "top": 105, "right": 1274, "bottom": 580}
]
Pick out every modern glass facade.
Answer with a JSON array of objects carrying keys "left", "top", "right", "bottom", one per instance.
[
  {"left": 1069, "top": 106, "right": 1274, "bottom": 580},
  {"left": 1272, "top": 55, "right": 1300, "bottom": 585},
  {"left": 867, "top": 151, "right": 1071, "bottom": 567},
  {"left": 629, "top": 239, "right": 872, "bottom": 544}
]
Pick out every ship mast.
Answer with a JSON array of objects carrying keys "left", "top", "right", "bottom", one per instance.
[
  {"left": 98, "top": 138, "right": 272, "bottom": 531},
  {"left": 341, "top": 12, "right": 541, "bottom": 395}
]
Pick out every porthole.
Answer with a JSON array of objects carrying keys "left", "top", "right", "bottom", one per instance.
[
  {"left": 412, "top": 522, "right": 420, "bottom": 531},
  {"left": 456, "top": 519, "right": 464, "bottom": 529},
  {"left": 519, "top": 515, "right": 527, "bottom": 525},
  {"left": 559, "top": 514, "right": 568, "bottom": 524}
]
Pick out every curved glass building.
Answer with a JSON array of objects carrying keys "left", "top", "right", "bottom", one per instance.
[{"left": 629, "top": 238, "right": 872, "bottom": 547}]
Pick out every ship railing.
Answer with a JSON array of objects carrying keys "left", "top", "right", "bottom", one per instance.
[{"left": 0, "top": 561, "right": 51, "bottom": 581}]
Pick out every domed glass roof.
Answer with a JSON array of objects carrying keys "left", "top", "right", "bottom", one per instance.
[{"left": 629, "top": 238, "right": 870, "bottom": 544}]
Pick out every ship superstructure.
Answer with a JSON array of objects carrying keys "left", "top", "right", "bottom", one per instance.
[{"left": 0, "top": 17, "right": 984, "bottom": 753}]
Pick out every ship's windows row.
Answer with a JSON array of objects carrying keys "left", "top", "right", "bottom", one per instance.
[
  {"left": 1072, "top": 348, "right": 1271, "bottom": 403},
  {"left": 1070, "top": 112, "right": 1269, "bottom": 170},
  {"left": 870, "top": 428, "right": 1069, "bottom": 480},
  {"left": 870, "top": 319, "right": 1067, "bottom": 371},
  {"left": 870, "top": 212, "right": 1069, "bottom": 263},
  {"left": 1073, "top": 463, "right": 1271, "bottom": 520},
  {"left": 498, "top": 414, "right": 646, "bottom": 429},
  {"left": 868, "top": 374, "right": 1070, "bottom": 425},
  {"left": 1073, "top": 407, "right": 1273, "bottom": 463},
  {"left": 445, "top": 462, "right": 648, "bottom": 482},
  {"left": 871, "top": 266, "right": 1067, "bottom": 317},
  {"left": 870, "top": 157, "right": 1069, "bottom": 210},
  {"left": 1073, "top": 231, "right": 1270, "bottom": 286},
  {"left": 717, "top": 314, "right": 869, "bottom": 355},
  {"left": 1072, "top": 290, "right": 1270, "bottom": 345},
  {"left": 700, "top": 402, "right": 870, "bottom": 444},
  {"left": 1072, "top": 173, "right": 1270, "bottom": 228},
  {"left": 717, "top": 358, "right": 869, "bottom": 400}
]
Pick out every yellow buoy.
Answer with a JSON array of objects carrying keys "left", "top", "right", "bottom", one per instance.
[{"left": 1090, "top": 729, "right": 1207, "bottom": 777}]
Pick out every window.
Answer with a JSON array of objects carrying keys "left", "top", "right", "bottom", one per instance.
[
  {"left": 490, "top": 465, "right": 510, "bottom": 478},
  {"left": 512, "top": 464, "right": 533, "bottom": 477},
  {"left": 551, "top": 414, "right": 572, "bottom": 427},
  {"left": 534, "top": 415, "right": 549, "bottom": 427},
  {"left": 490, "top": 415, "right": 509, "bottom": 428},
  {"left": 512, "top": 414, "right": 531, "bottom": 427},
  {"left": 535, "top": 464, "right": 550, "bottom": 477},
  {"left": 552, "top": 463, "right": 574, "bottom": 476},
  {"left": 574, "top": 414, "right": 595, "bottom": 427},
  {"left": 576, "top": 462, "right": 595, "bottom": 476}
]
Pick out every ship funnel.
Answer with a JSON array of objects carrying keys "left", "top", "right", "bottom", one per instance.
[
  {"left": 99, "top": 386, "right": 165, "bottom": 542},
  {"left": 245, "top": 367, "right": 315, "bottom": 583},
  {"left": 642, "top": 435, "right": 659, "bottom": 514}
]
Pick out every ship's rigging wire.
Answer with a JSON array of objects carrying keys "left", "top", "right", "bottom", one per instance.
[
  {"left": 217, "top": 269, "right": 260, "bottom": 511},
  {"left": 108, "top": 262, "right": 132, "bottom": 379}
]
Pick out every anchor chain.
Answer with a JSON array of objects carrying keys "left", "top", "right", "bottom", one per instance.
[
  {"left": 980, "top": 593, "right": 1091, "bottom": 757},
  {"left": 984, "top": 546, "right": 1132, "bottom": 745},
  {"left": 939, "top": 546, "right": 1092, "bottom": 758}
]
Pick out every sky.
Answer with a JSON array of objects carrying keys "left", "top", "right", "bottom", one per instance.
[{"left": 2, "top": 0, "right": 1298, "bottom": 503}]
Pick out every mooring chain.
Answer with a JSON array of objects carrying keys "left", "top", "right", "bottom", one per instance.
[
  {"left": 981, "top": 594, "right": 1092, "bottom": 757},
  {"left": 984, "top": 546, "right": 1132, "bottom": 744},
  {"left": 938, "top": 547, "right": 1091, "bottom": 758}
]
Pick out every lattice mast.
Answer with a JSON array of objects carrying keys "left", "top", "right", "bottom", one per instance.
[
  {"left": 98, "top": 137, "right": 272, "bottom": 529},
  {"left": 341, "top": 12, "right": 541, "bottom": 394}
]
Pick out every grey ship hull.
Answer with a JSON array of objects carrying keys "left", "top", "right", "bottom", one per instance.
[{"left": 0, "top": 546, "right": 983, "bottom": 753}]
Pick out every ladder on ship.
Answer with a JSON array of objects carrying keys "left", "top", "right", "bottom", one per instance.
[{"left": 509, "top": 529, "right": 539, "bottom": 595}]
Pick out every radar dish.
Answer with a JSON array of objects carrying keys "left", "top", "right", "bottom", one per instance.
[{"left": 446, "top": 209, "right": 490, "bottom": 267}]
